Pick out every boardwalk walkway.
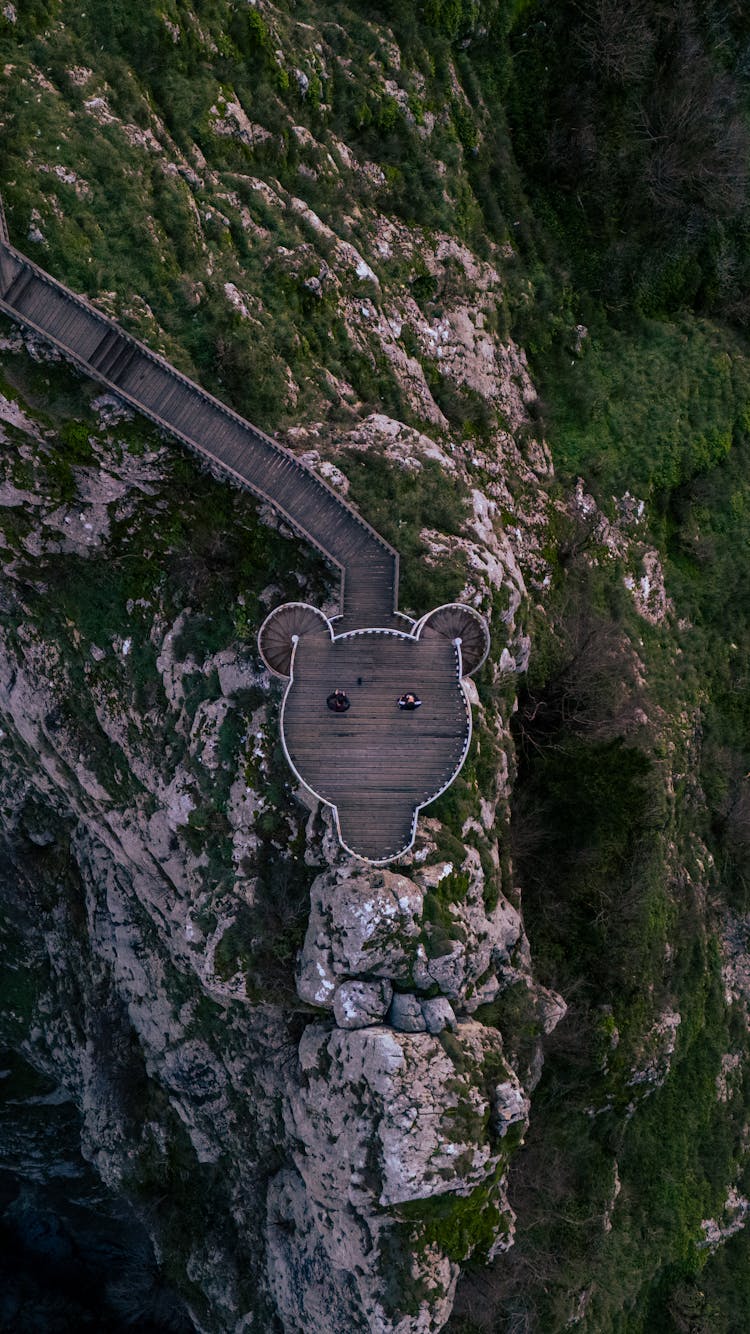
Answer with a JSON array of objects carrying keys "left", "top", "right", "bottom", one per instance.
[
  {"left": 0, "top": 206, "right": 489, "bottom": 862},
  {"left": 0, "top": 229, "right": 399, "bottom": 629}
]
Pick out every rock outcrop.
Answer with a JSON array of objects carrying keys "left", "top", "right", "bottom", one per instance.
[
  {"left": 268, "top": 1020, "right": 528, "bottom": 1334},
  {"left": 280, "top": 614, "right": 559, "bottom": 1330},
  {"left": 296, "top": 857, "right": 527, "bottom": 1016}
]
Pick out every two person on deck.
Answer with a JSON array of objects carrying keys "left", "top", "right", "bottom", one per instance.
[{"left": 326, "top": 689, "right": 422, "bottom": 713}]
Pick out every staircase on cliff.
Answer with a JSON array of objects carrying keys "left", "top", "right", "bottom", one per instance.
[{"left": 0, "top": 206, "right": 399, "bottom": 631}]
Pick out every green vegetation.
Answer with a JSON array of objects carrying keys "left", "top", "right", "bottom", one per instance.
[
  {"left": 457, "top": 938, "right": 749, "bottom": 1333},
  {"left": 0, "top": 340, "right": 324, "bottom": 977},
  {"left": 437, "top": 3, "right": 750, "bottom": 1326},
  {"left": 539, "top": 316, "right": 748, "bottom": 500},
  {"left": 400, "top": 1176, "right": 509, "bottom": 1265},
  {"left": 507, "top": 0, "right": 750, "bottom": 321}
]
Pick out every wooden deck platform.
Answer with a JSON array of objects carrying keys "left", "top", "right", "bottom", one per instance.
[{"left": 282, "top": 629, "right": 470, "bottom": 861}]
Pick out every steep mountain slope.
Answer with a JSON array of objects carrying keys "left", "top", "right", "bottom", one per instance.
[{"left": 2, "top": 2, "right": 750, "bottom": 1332}]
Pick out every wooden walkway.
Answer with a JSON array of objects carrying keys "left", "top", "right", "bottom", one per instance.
[
  {"left": 0, "top": 204, "right": 488, "bottom": 863},
  {"left": 0, "top": 228, "right": 399, "bottom": 629}
]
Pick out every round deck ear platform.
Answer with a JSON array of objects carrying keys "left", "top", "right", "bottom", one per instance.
[
  {"left": 258, "top": 602, "right": 331, "bottom": 677},
  {"left": 416, "top": 603, "right": 490, "bottom": 676}
]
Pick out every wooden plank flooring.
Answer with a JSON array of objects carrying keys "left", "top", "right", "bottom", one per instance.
[
  {"left": 282, "top": 632, "right": 469, "bottom": 861},
  {"left": 0, "top": 240, "right": 399, "bottom": 629}
]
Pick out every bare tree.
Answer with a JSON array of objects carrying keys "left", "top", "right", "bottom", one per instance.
[
  {"left": 636, "top": 32, "right": 748, "bottom": 217},
  {"left": 578, "top": 0, "right": 656, "bottom": 85}
]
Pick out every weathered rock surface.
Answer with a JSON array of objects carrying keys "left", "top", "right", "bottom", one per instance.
[
  {"left": 267, "top": 1164, "right": 457, "bottom": 1334},
  {"left": 700, "top": 1187, "right": 750, "bottom": 1251},
  {"left": 0, "top": 292, "right": 570, "bottom": 1334},
  {"left": 420, "top": 997, "right": 456, "bottom": 1034},
  {"left": 296, "top": 867, "right": 424, "bottom": 1005},
  {"left": 266, "top": 1020, "right": 524, "bottom": 1332},
  {"left": 0, "top": 63, "right": 565, "bottom": 1320},
  {"left": 333, "top": 979, "right": 393, "bottom": 1029},
  {"left": 297, "top": 850, "right": 528, "bottom": 1016},
  {"left": 389, "top": 991, "right": 427, "bottom": 1032},
  {"left": 492, "top": 1081, "right": 531, "bottom": 1137}
]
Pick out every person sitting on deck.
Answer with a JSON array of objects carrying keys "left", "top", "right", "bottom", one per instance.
[
  {"left": 397, "top": 692, "right": 422, "bottom": 711},
  {"left": 326, "top": 688, "right": 351, "bottom": 713}
]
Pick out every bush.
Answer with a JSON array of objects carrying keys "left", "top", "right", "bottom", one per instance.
[{"left": 506, "top": 0, "right": 750, "bottom": 319}]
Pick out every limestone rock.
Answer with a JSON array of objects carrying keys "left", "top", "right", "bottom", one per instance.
[
  {"left": 289, "top": 1019, "right": 524, "bottom": 1211},
  {"left": 389, "top": 992, "right": 426, "bottom": 1032},
  {"left": 412, "top": 849, "right": 526, "bottom": 1008},
  {"left": 537, "top": 984, "right": 568, "bottom": 1034},
  {"left": 267, "top": 1164, "right": 458, "bottom": 1334},
  {"left": 420, "top": 997, "right": 456, "bottom": 1034},
  {"left": 296, "top": 867, "right": 424, "bottom": 1006},
  {"left": 298, "top": 851, "right": 529, "bottom": 1017},
  {"left": 700, "top": 1187, "right": 750, "bottom": 1251},
  {"left": 210, "top": 647, "right": 266, "bottom": 698},
  {"left": 491, "top": 1081, "right": 531, "bottom": 1137},
  {"left": 333, "top": 979, "right": 393, "bottom": 1029},
  {"left": 0, "top": 156, "right": 560, "bottom": 1333},
  {"left": 628, "top": 1008, "right": 681, "bottom": 1092},
  {"left": 280, "top": 1020, "right": 525, "bottom": 1332},
  {"left": 267, "top": 1167, "right": 369, "bottom": 1334}
]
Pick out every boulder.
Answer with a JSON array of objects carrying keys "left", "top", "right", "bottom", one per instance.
[
  {"left": 333, "top": 979, "right": 393, "bottom": 1030},
  {"left": 287, "top": 1021, "right": 524, "bottom": 1210},
  {"left": 297, "top": 852, "right": 532, "bottom": 1013},
  {"left": 296, "top": 867, "right": 423, "bottom": 1007},
  {"left": 420, "top": 997, "right": 456, "bottom": 1034},
  {"left": 491, "top": 1081, "right": 530, "bottom": 1137},
  {"left": 389, "top": 993, "right": 426, "bottom": 1032}
]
